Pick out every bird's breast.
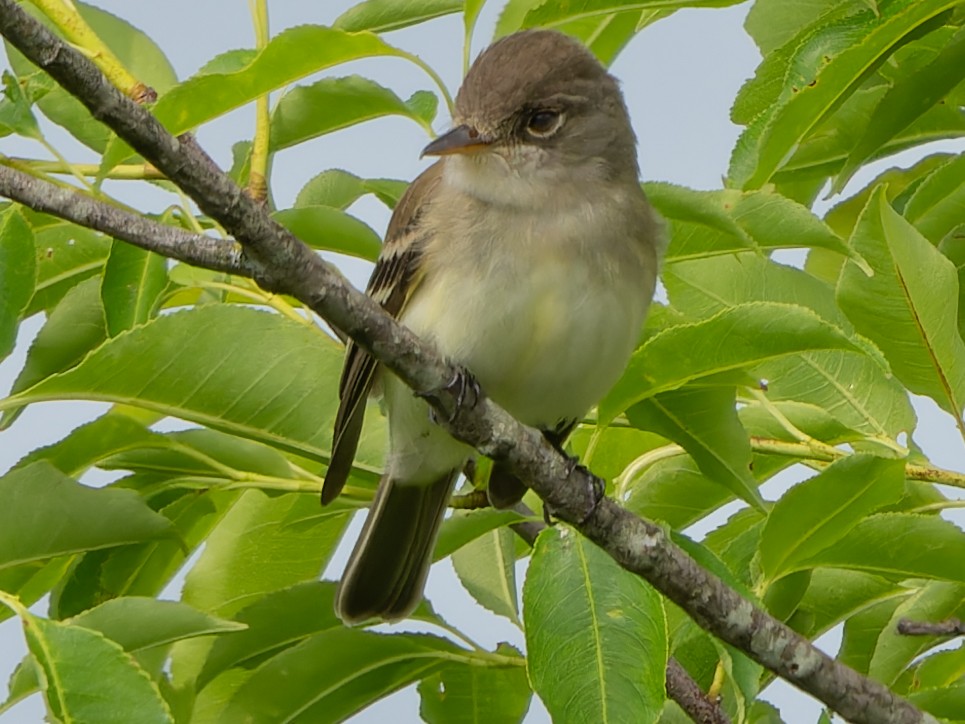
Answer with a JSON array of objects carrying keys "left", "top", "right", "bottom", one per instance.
[{"left": 401, "top": 212, "right": 651, "bottom": 429}]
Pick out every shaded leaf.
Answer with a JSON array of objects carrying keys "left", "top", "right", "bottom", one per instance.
[
  {"left": 101, "top": 241, "right": 168, "bottom": 336},
  {"left": 626, "top": 386, "right": 764, "bottom": 509},
  {"left": 0, "top": 208, "right": 35, "bottom": 360},
  {"left": 1, "top": 276, "right": 107, "bottom": 429},
  {"left": 903, "top": 153, "right": 965, "bottom": 245},
  {"left": 219, "top": 629, "right": 463, "bottom": 722},
  {"left": 419, "top": 644, "right": 531, "bottom": 724},
  {"left": 453, "top": 526, "right": 521, "bottom": 624},
  {"left": 0, "top": 462, "right": 172, "bottom": 570},
  {"left": 198, "top": 581, "right": 340, "bottom": 690},
  {"left": 24, "top": 221, "right": 111, "bottom": 316}
]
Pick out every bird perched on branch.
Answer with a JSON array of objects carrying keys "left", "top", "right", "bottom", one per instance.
[{"left": 322, "top": 28, "right": 663, "bottom": 624}]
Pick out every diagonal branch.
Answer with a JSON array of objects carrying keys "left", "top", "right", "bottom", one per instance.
[{"left": 0, "top": 3, "right": 930, "bottom": 722}]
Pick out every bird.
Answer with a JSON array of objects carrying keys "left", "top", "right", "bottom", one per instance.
[{"left": 321, "top": 28, "right": 663, "bottom": 624}]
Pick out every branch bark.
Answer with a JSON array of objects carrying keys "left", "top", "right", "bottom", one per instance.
[{"left": 0, "top": 3, "right": 933, "bottom": 721}]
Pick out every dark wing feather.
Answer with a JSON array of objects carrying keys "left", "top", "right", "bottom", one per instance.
[{"left": 321, "top": 162, "right": 444, "bottom": 504}]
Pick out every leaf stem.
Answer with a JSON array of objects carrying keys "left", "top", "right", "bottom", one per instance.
[
  {"left": 247, "top": 0, "right": 270, "bottom": 203},
  {"left": 4, "top": 156, "right": 164, "bottom": 180},
  {"left": 24, "top": 0, "right": 153, "bottom": 102}
]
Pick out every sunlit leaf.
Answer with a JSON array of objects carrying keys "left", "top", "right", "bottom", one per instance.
[{"left": 524, "top": 527, "right": 667, "bottom": 723}]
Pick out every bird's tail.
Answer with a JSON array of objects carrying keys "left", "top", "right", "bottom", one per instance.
[{"left": 336, "top": 471, "right": 457, "bottom": 624}]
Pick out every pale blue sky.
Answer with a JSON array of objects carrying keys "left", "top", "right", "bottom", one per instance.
[{"left": 1, "top": 2, "right": 963, "bottom": 722}]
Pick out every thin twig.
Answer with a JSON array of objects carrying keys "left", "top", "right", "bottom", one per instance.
[{"left": 897, "top": 618, "right": 964, "bottom": 637}]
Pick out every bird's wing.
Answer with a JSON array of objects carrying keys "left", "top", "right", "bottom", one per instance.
[{"left": 321, "top": 162, "right": 444, "bottom": 504}]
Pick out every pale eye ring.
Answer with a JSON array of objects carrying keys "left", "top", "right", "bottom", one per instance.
[{"left": 525, "top": 109, "right": 564, "bottom": 138}]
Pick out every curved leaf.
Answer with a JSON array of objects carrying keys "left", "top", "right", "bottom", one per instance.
[
  {"left": 0, "top": 461, "right": 172, "bottom": 570},
  {"left": 270, "top": 76, "right": 435, "bottom": 152},
  {"left": 334, "top": 0, "right": 462, "bottom": 32},
  {"left": 837, "top": 186, "right": 965, "bottom": 426},
  {"left": 601, "top": 301, "right": 884, "bottom": 421}
]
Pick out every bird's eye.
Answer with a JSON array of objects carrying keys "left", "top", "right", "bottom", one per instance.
[{"left": 526, "top": 109, "right": 564, "bottom": 138}]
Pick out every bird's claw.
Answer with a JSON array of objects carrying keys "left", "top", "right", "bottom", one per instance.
[{"left": 418, "top": 366, "right": 482, "bottom": 424}]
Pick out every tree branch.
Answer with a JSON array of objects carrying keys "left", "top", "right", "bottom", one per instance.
[
  {"left": 897, "top": 618, "right": 964, "bottom": 637},
  {"left": 0, "top": 165, "right": 252, "bottom": 275},
  {"left": 0, "top": 3, "right": 931, "bottom": 721}
]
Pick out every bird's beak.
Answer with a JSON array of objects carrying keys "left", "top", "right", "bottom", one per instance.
[{"left": 421, "top": 125, "right": 491, "bottom": 157}]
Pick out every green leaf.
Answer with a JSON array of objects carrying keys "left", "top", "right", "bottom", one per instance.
[
  {"left": 101, "top": 241, "right": 168, "bottom": 336},
  {"left": 799, "top": 513, "right": 965, "bottom": 581},
  {"left": 665, "top": 252, "right": 850, "bottom": 327},
  {"left": 646, "top": 183, "right": 852, "bottom": 262},
  {"left": 837, "top": 186, "right": 965, "bottom": 424},
  {"left": 24, "top": 221, "right": 111, "bottom": 316},
  {"left": 787, "top": 568, "right": 905, "bottom": 640},
  {"left": 181, "top": 490, "right": 349, "bottom": 618},
  {"left": 833, "top": 25, "right": 965, "bottom": 191},
  {"left": 295, "top": 169, "right": 408, "bottom": 211},
  {"left": 434, "top": 508, "right": 526, "bottom": 560},
  {"left": 903, "top": 153, "right": 965, "bottom": 245},
  {"left": 760, "top": 455, "right": 905, "bottom": 582},
  {"left": 102, "top": 26, "right": 423, "bottom": 170},
  {"left": 219, "top": 629, "right": 463, "bottom": 722},
  {"left": 744, "top": 0, "right": 862, "bottom": 55},
  {"left": 0, "top": 461, "right": 172, "bottom": 570},
  {"left": 869, "top": 581, "right": 965, "bottom": 685},
  {"left": 0, "top": 305, "right": 352, "bottom": 463},
  {"left": 601, "top": 302, "right": 882, "bottom": 421},
  {"left": 419, "top": 644, "right": 531, "bottom": 724},
  {"left": 0, "top": 70, "right": 42, "bottom": 139},
  {"left": 5, "top": 1, "right": 177, "bottom": 152},
  {"left": 0, "top": 276, "right": 107, "bottom": 429},
  {"left": 198, "top": 581, "right": 341, "bottom": 689},
  {"left": 334, "top": 0, "right": 462, "bottom": 32},
  {"left": 71, "top": 597, "right": 246, "bottom": 651},
  {"left": 15, "top": 410, "right": 164, "bottom": 476},
  {"left": 839, "top": 595, "right": 906, "bottom": 675},
  {"left": 0, "top": 208, "right": 35, "bottom": 360},
  {"left": 908, "top": 683, "right": 965, "bottom": 720},
  {"left": 729, "top": 0, "right": 962, "bottom": 189},
  {"left": 453, "top": 526, "right": 521, "bottom": 625},
  {"left": 756, "top": 350, "right": 915, "bottom": 439},
  {"left": 272, "top": 206, "right": 382, "bottom": 261},
  {"left": 626, "top": 386, "right": 764, "bottom": 509},
  {"left": 0, "top": 594, "right": 172, "bottom": 723},
  {"left": 524, "top": 527, "right": 667, "bottom": 723},
  {"left": 519, "top": 0, "right": 743, "bottom": 29},
  {"left": 53, "top": 488, "right": 242, "bottom": 621},
  {"left": 156, "top": 26, "right": 413, "bottom": 136},
  {"left": 270, "top": 76, "right": 435, "bottom": 152}
]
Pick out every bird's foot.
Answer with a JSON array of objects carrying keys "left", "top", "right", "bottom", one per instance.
[{"left": 418, "top": 366, "right": 482, "bottom": 424}]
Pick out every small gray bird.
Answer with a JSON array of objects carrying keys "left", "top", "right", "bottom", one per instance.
[{"left": 322, "top": 29, "right": 662, "bottom": 624}]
